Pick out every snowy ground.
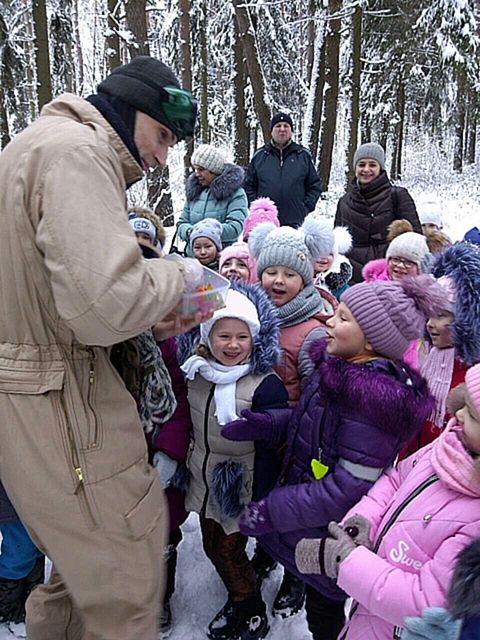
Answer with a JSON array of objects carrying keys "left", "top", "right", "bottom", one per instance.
[{"left": 0, "top": 513, "right": 311, "bottom": 639}]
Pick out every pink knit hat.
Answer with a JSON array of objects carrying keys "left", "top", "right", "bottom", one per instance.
[
  {"left": 242, "top": 198, "right": 279, "bottom": 241},
  {"left": 465, "top": 363, "right": 480, "bottom": 416},
  {"left": 219, "top": 242, "right": 258, "bottom": 284},
  {"left": 341, "top": 275, "right": 446, "bottom": 360}
]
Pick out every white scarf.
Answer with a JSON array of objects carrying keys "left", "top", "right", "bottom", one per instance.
[{"left": 181, "top": 355, "right": 251, "bottom": 425}]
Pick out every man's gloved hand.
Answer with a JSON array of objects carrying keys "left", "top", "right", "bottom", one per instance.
[
  {"left": 221, "top": 410, "right": 273, "bottom": 442},
  {"left": 343, "top": 515, "right": 373, "bottom": 549},
  {"left": 403, "top": 608, "right": 462, "bottom": 640},
  {"left": 153, "top": 451, "right": 178, "bottom": 489},
  {"left": 295, "top": 522, "right": 357, "bottom": 579},
  {"left": 239, "top": 499, "right": 274, "bottom": 536}
]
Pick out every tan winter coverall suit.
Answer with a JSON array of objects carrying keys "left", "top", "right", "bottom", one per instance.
[{"left": 0, "top": 94, "right": 187, "bottom": 639}]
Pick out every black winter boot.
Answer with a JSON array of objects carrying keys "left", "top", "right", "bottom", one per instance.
[
  {"left": 0, "top": 577, "right": 27, "bottom": 624},
  {"left": 251, "top": 546, "right": 277, "bottom": 586},
  {"left": 234, "top": 596, "right": 269, "bottom": 640},
  {"left": 207, "top": 598, "right": 240, "bottom": 640},
  {"left": 272, "top": 569, "right": 306, "bottom": 618}
]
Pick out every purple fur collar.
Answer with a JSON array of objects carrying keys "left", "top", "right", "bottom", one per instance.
[{"left": 309, "top": 339, "right": 435, "bottom": 439}]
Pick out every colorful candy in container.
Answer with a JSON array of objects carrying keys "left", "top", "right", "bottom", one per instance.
[{"left": 181, "top": 266, "right": 230, "bottom": 316}]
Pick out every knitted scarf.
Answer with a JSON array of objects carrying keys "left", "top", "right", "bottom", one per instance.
[
  {"left": 181, "top": 355, "right": 251, "bottom": 425},
  {"left": 431, "top": 423, "right": 480, "bottom": 497},
  {"left": 134, "top": 330, "right": 177, "bottom": 433},
  {"left": 421, "top": 346, "right": 456, "bottom": 428},
  {"left": 276, "top": 283, "right": 327, "bottom": 328}
]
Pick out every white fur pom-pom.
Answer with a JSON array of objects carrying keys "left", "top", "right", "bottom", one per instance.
[
  {"left": 301, "top": 214, "right": 335, "bottom": 258},
  {"left": 333, "top": 226, "right": 352, "bottom": 255},
  {"left": 248, "top": 221, "right": 277, "bottom": 260}
]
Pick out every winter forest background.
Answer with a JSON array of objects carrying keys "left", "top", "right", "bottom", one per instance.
[{"left": 0, "top": 0, "right": 479, "bottom": 239}]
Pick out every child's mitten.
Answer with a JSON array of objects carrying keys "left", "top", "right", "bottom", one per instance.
[
  {"left": 295, "top": 522, "right": 357, "bottom": 579},
  {"left": 153, "top": 451, "right": 178, "bottom": 489},
  {"left": 343, "top": 514, "right": 373, "bottom": 549},
  {"left": 403, "top": 608, "right": 461, "bottom": 640},
  {"left": 221, "top": 410, "right": 273, "bottom": 442},
  {"left": 239, "top": 499, "right": 274, "bottom": 536}
]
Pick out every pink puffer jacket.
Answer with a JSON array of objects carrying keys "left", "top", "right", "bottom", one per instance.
[{"left": 337, "top": 420, "right": 480, "bottom": 640}]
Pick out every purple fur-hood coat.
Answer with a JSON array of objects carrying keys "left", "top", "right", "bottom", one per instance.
[{"left": 258, "top": 339, "right": 434, "bottom": 600}]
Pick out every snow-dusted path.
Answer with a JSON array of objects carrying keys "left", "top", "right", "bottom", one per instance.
[{"left": 168, "top": 514, "right": 311, "bottom": 639}]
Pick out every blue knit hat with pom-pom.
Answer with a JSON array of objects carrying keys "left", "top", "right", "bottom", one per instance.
[{"left": 248, "top": 214, "right": 334, "bottom": 284}]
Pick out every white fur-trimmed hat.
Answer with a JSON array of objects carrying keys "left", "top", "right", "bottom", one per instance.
[{"left": 200, "top": 289, "right": 260, "bottom": 344}]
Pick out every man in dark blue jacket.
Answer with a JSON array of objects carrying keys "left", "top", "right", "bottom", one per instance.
[{"left": 244, "top": 112, "right": 322, "bottom": 228}]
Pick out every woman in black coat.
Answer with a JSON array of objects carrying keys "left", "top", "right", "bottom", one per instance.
[{"left": 334, "top": 142, "right": 421, "bottom": 282}]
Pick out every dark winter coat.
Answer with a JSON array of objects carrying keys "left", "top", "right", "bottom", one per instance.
[
  {"left": 244, "top": 141, "right": 322, "bottom": 227},
  {"left": 146, "top": 337, "right": 193, "bottom": 532},
  {"left": 0, "top": 481, "right": 18, "bottom": 524},
  {"left": 177, "top": 163, "right": 248, "bottom": 251},
  {"left": 448, "top": 538, "right": 480, "bottom": 639},
  {"left": 258, "top": 339, "right": 434, "bottom": 600},
  {"left": 334, "top": 171, "right": 421, "bottom": 282}
]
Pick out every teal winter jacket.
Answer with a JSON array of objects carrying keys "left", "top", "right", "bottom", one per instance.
[{"left": 177, "top": 163, "right": 248, "bottom": 253}]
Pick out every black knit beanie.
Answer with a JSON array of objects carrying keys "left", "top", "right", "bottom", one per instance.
[
  {"left": 97, "top": 56, "right": 189, "bottom": 140},
  {"left": 270, "top": 112, "right": 293, "bottom": 131}
]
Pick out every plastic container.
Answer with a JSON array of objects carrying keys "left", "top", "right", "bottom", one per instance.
[{"left": 181, "top": 266, "right": 230, "bottom": 316}]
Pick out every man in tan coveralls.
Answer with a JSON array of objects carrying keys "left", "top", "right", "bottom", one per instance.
[{"left": 0, "top": 57, "right": 200, "bottom": 639}]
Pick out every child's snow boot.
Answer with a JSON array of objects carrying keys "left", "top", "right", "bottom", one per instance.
[
  {"left": 272, "top": 569, "right": 306, "bottom": 618},
  {"left": 207, "top": 598, "right": 239, "bottom": 640},
  {"left": 251, "top": 545, "right": 277, "bottom": 586},
  {"left": 234, "top": 595, "right": 269, "bottom": 640}
]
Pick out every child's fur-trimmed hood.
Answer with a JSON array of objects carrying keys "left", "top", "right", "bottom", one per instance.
[
  {"left": 309, "top": 338, "right": 435, "bottom": 441},
  {"left": 448, "top": 538, "right": 480, "bottom": 618}
]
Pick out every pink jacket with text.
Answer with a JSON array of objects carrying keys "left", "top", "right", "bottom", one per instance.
[{"left": 337, "top": 420, "right": 480, "bottom": 640}]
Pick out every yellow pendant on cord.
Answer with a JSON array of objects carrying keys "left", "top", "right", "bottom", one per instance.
[{"left": 311, "top": 458, "right": 329, "bottom": 480}]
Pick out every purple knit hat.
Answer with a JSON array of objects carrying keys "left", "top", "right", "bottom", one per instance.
[{"left": 341, "top": 275, "right": 446, "bottom": 360}]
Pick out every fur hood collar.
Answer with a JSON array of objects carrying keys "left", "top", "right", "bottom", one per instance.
[
  {"left": 185, "top": 163, "right": 244, "bottom": 202},
  {"left": 433, "top": 242, "right": 480, "bottom": 365},
  {"left": 362, "top": 258, "right": 390, "bottom": 282},
  {"left": 448, "top": 538, "right": 480, "bottom": 618},
  {"left": 308, "top": 339, "right": 434, "bottom": 440},
  {"left": 177, "top": 281, "right": 281, "bottom": 376}
]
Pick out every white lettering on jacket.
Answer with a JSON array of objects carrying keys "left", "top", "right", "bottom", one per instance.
[{"left": 389, "top": 540, "right": 423, "bottom": 570}]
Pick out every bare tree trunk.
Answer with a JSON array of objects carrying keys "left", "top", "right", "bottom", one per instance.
[
  {"left": 23, "top": 9, "right": 38, "bottom": 120},
  {"left": 317, "top": 0, "right": 342, "bottom": 192},
  {"left": 32, "top": 0, "right": 52, "bottom": 110},
  {"left": 232, "top": 0, "right": 271, "bottom": 143},
  {"left": 306, "top": 0, "right": 317, "bottom": 84},
  {"left": 453, "top": 68, "right": 466, "bottom": 173},
  {"left": 199, "top": 0, "right": 209, "bottom": 143},
  {"left": 345, "top": 3, "right": 362, "bottom": 187},
  {"left": 391, "top": 79, "right": 405, "bottom": 180},
  {"left": 106, "top": 0, "right": 121, "bottom": 72},
  {"left": 125, "top": 0, "right": 174, "bottom": 222},
  {"left": 125, "top": 0, "right": 149, "bottom": 56},
  {"left": 302, "top": 8, "right": 326, "bottom": 159},
  {"left": 179, "top": 0, "right": 193, "bottom": 176},
  {"left": 50, "top": 0, "right": 76, "bottom": 96},
  {"left": 233, "top": 14, "right": 249, "bottom": 167},
  {"left": 465, "top": 86, "right": 477, "bottom": 165}
]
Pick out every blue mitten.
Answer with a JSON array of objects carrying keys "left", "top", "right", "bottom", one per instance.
[
  {"left": 153, "top": 451, "right": 178, "bottom": 489},
  {"left": 239, "top": 499, "right": 274, "bottom": 536},
  {"left": 403, "top": 608, "right": 461, "bottom": 640}
]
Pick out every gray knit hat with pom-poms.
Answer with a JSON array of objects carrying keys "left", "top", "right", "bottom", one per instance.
[{"left": 248, "top": 214, "right": 335, "bottom": 284}]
